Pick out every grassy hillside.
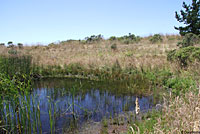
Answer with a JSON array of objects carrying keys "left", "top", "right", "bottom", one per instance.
[{"left": 1, "top": 34, "right": 180, "bottom": 69}]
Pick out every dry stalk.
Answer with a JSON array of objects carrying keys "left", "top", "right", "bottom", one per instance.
[{"left": 135, "top": 97, "right": 140, "bottom": 115}]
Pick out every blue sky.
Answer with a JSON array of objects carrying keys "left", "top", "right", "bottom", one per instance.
[{"left": 0, "top": 0, "right": 186, "bottom": 45}]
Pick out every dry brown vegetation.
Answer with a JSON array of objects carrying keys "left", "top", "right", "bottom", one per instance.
[
  {"left": 153, "top": 89, "right": 200, "bottom": 134},
  {"left": 1, "top": 34, "right": 180, "bottom": 70}
]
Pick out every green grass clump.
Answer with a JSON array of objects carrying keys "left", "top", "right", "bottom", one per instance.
[{"left": 127, "top": 110, "right": 161, "bottom": 134}]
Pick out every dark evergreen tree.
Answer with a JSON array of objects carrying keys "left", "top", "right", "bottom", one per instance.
[{"left": 175, "top": 0, "right": 200, "bottom": 36}]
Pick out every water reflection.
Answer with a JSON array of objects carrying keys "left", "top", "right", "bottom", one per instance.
[{"left": 32, "top": 78, "right": 154, "bottom": 133}]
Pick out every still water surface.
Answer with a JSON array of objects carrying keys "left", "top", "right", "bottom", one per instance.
[{"left": 32, "top": 78, "right": 154, "bottom": 133}]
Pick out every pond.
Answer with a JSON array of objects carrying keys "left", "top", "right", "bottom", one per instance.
[{"left": 32, "top": 78, "right": 155, "bottom": 133}]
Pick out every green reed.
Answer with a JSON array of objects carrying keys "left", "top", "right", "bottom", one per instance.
[
  {"left": 0, "top": 55, "right": 32, "bottom": 77},
  {"left": 0, "top": 73, "right": 44, "bottom": 133},
  {"left": 47, "top": 96, "right": 58, "bottom": 134}
]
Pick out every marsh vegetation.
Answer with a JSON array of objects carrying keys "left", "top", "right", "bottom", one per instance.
[{"left": 0, "top": 33, "right": 200, "bottom": 133}]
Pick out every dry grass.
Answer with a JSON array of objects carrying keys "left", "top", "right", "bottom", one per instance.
[
  {"left": 0, "top": 35, "right": 180, "bottom": 70},
  {"left": 152, "top": 89, "right": 200, "bottom": 134}
]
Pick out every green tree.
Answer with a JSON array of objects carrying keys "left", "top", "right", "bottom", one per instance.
[
  {"left": 175, "top": 0, "right": 200, "bottom": 36},
  {"left": 17, "top": 43, "right": 23, "bottom": 49},
  {"left": 0, "top": 43, "right": 5, "bottom": 46},
  {"left": 7, "top": 41, "right": 14, "bottom": 48}
]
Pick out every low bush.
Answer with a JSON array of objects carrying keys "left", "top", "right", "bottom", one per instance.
[
  {"left": 177, "top": 33, "right": 200, "bottom": 48},
  {"left": 167, "top": 46, "right": 200, "bottom": 67},
  {"left": 111, "top": 43, "right": 117, "bottom": 50},
  {"left": 120, "top": 33, "right": 141, "bottom": 44},
  {"left": 109, "top": 36, "right": 117, "bottom": 41},
  {"left": 8, "top": 49, "right": 18, "bottom": 55},
  {"left": 109, "top": 33, "right": 141, "bottom": 44},
  {"left": 165, "top": 76, "right": 196, "bottom": 96},
  {"left": 84, "top": 34, "right": 103, "bottom": 43},
  {"left": 17, "top": 43, "right": 23, "bottom": 49},
  {"left": 149, "top": 34, "right": 163, "bottom": 44}
]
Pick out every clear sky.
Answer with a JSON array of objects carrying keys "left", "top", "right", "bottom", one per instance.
[{"left": 0, "top": 0, "right": 186, "bottom": 45}]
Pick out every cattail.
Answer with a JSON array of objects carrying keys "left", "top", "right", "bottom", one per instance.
[{"left": 135, "top": 97, "right": 140, "bottom": 115}]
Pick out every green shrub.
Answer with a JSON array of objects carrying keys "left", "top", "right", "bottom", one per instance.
[
  {"left": 120, "top": 33, "right": 141, "bottom": 44},
  {"left": 85, "top": 34, "right": 103, "bottom": 43},
  {"left": 109, "top": 33, "right": 141, "bottom": 44},
  {"left": 8, "top": 49, "right": 18, "bottom": 55},
  {"left": 17, "top": 43, "right": 23, "bottom": 49},
  {"left": 7, "top": 41, "right": 14, "bottom": 48},
  {"left": 167, "top": 46, "right": 200, "bottom": 67},
  {"left": 165, "top": 76, "right": 196, "bottom": 96},
  {"left": 123, "top": 40, "right": 130, "bottom": 44},
  {"left": 109, "top": 36, "right": 117, "bottom": 41},
  {"left": 177, "top": 33, "right": 200, "bottom": 47},
  {"left": 149, "top": 34, "right": 163, "bottom": 44},
  {"left": 111, "top": 43, "right": 117, "bottom": 50}
]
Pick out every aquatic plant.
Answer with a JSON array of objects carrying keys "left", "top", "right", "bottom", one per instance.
[
  {"left": 0, "top": 73, "right": 39, "bottom": 133},
  {"left": 0, "top": 55, "right": 33, "bottom": 77}
]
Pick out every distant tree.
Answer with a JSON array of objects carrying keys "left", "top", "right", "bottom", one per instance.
[
  {"left": 111, "top": 43, "right": 117, "bottom": 50},
  {"left": 85, "top": 34, "right": 103, "bottom": 43},
  {"left": 0, "top": 43, "right": 5, "bottom": 46},
  {"left": 7, "top": 41, "right": 13, "bottom": 45},
  {"left": 174, "top": 0, "right": 200, "bottom": 36},
  {"left": 7, "top": 41, "right": 14, "bottom": 48},
  {"left": 109, "top": 36, "right": 117, "bottom": 41},
  {"left": 17, "top": 43, "right": 23, "bottom": 49}
]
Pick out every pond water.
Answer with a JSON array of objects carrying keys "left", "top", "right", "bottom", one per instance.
[{"left": 32, "top": 78, "right": 154, "bottom": 133}]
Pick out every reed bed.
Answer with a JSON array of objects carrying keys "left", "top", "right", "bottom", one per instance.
[
  {"left": 0, "top": 74, "right": 42, "bottom": 133},
  {"left": 0, "top": 55, "right": 32, "bottom": 77}
]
